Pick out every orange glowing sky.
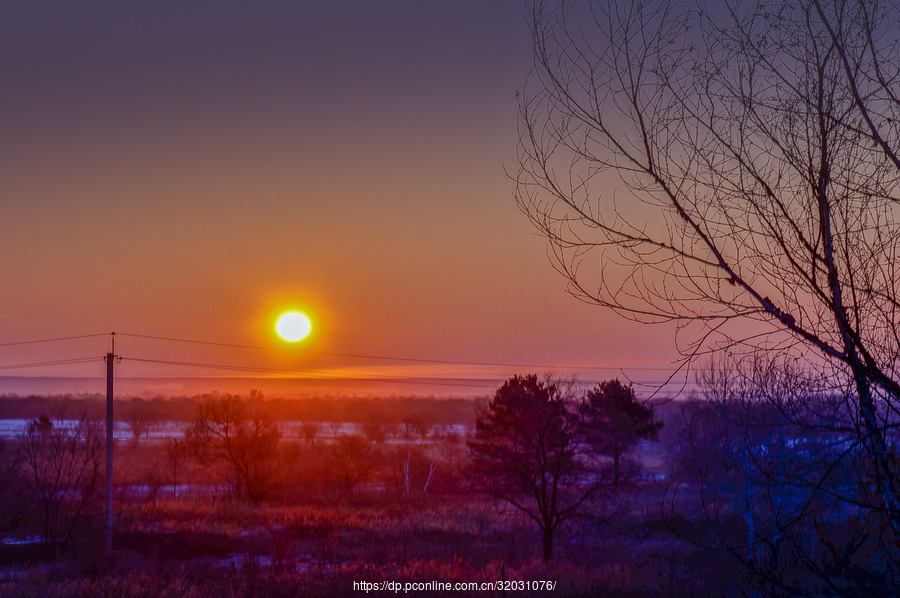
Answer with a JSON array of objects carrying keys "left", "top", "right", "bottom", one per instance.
[{"left": 0, "top": 1, "right": 680, "bottom": 396}]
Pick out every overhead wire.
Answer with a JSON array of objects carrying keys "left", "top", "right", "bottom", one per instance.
[
  {"left": 116, "top": 332, "right": 266, "bottom": 350},
  {"left": 122, "top": 357, "right": 499, "bottom": 388},
  {"left": 115, "top": 331, "right": 676, "bottom": 373},
  {"left": 0, "top": 350, "right": 690, "bottom": 390},
  {"left": 0, "top": 331, "right": 683, "bottom": 386},
  {"left": 0, "top": 333, "right": 109, "bottom": 347},
  {"left": 0, "top": 357, "right": 102, "bottom": 371}
]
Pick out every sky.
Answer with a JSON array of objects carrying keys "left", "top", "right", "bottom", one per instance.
[{"left": 0, "top": 0, "right": 681, "bottom": 397}]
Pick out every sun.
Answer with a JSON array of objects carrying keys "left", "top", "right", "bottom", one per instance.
[{"left": 275, "top": 312, "right": 312, "bottom": 342}]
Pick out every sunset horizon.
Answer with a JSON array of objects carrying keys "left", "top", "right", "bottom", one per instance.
[
  {"left": 0, "top": 0, "right": 682, "bottom": 402},
  {"left": 3, "top": 0, "right": 890, "bottom": 594}
]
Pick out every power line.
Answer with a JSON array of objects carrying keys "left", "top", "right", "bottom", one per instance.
[
  {"left": 0, "top": 333, "right": 109, "bottom": 348},
  {"left": 122, "top": 357, "right": 498, "bottom": 388},
  {"left": 115, "top": 331, "right": 676, "bottom": 372},
  {"left": 116, "top": 332, "right": 267, "bottom": 350},
  {"left": 0, "top": 352, "right": 686, "bottom": 388},
  {"left": 0, "top": 350, "right": 688, "bottom": 389},
  {"left": 0, "top": 352, "right": 692, "bottom": 390},
  {"left": 0, "top": 330, "right": 681, "bottom": 377},
  {"left": 0, "top": 357, "right": 102, "bottom": 371}
]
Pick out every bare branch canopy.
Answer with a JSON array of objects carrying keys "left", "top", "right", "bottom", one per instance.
[{"left": 516, "top": 0, "right": 900, "bottom": 542}]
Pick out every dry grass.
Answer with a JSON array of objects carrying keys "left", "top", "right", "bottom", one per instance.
[
  {"left": 0, "top": 489, "right": 734, "bottom": 598},
  {"left": 0, "top": 556, "right": 690, "bottom": 598}
]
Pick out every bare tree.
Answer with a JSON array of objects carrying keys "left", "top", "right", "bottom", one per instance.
[
  {"left": 401, "top": 415, "right": 431, "bottom": 441},
  {"left": 187, "top": 395, "right": 281, "bottom": 503},
  {"left": 396, "top": 439, "right": 440, "bottom": 497},
  {"left": 517, "top": 0, "right": 900, "bottom": 541},
  {"left": 327, "top": 421, "right": 343, "bottom": 438},
  {"left": 123, "top": 399, "right": 153, "bottom": 445},
  {"left": 362, "top": 420, "right": 389, "bottom": 444},
  {"left": 300, "top": 420, "right": 322, "bottom": 443},
  {"left": 669, "top": 355, "right": 898, "bottom": 595},
  {"left": 329, "top": 435, "right": 375, "bottom": 494},
  {"left": 20, "top": 412, "right": 103, "bottom": 550},
  {"left": 164, "top": 438, "right": 189, "bottom": 500},
  {"left": 0, "top": 438, "right": 27, "bottom": 537}
]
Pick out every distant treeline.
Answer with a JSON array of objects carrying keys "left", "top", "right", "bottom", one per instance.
[{"left": 0, "top": 393, "right": 478, "bottom": 425}]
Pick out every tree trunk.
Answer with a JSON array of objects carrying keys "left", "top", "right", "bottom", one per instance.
[
  {"left": 403, "top": 448, "right": 411, "bottom": 495},
  {"left": 541, "top": 527, "right": 554, "bottom": 561},
  {"left": 613, "top": 452, "right": 620, "bottom": 486},
  {"left": 852, "top": 365, "right": 900, "bottom": 545}
]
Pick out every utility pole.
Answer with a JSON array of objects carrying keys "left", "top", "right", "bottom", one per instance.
[{"left": 104, "top": 332, "right": 118, "bottom": 559}]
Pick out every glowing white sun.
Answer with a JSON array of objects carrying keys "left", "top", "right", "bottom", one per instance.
[{"left": 276, "top": 312, "right": 311, "bottom": 342}]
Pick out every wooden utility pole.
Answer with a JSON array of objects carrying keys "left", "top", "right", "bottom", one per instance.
[{"left": 104, "top": 332, "right": 117, "bottom": 559}]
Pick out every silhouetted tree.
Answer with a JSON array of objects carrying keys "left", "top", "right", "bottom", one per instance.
[
  {"left": 362, "top": 420, "right": 389, "bottom": 444},
  {"left": 123, "top": 399, "right": 153, "bottom": 445},
  {"left": 517, "top": 0, "right": 900, "bottom": 541},
  {"left": 468, "top": 375, "right": 599, "bottom": 561},
  {"left": 329, "top": 435, "right": 374, "bottom": 494},
  {"left": 20, "top": 411, "right": 103, "bottom": 550},
  {"left": 400, "top": 415, "right": 430, "bottom": 441},
  {"left": 165, "top": 438, "right": 189, "bottom": 499},
  {"left": 187, "top": 395, "right": 281, "bottom": 503},
  {"left": 668, "top": 355, "right": 900, "bottom": 596},
  {"left": 395, "top": 438, "right": 440, "bottom": 497},
  {"left": 300, "top": 420, "right": 321, "bottom": 443},
  {"left": 0, "top": 439, "right": 27, "bottom": 537},
  {"left": 579, "top": 379, "right": 662, "bottom": 485}
]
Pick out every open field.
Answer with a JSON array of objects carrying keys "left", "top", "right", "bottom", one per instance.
[
  {"left": 0, "top": 395, "right": 725, "bottom": 597},
  {"left": 0, "top": 393, "right": 896, "bottom": 597},
  {"left": 0, "top": 488, "right": 732, "bottom": 597}
]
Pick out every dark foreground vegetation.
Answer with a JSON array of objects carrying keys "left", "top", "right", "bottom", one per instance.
[
  {"left": 0, "top": 491, "right": 733, "bottom": 597},
  {"left": 0, "top": 368, "right": 897, "bottom": 597}
]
